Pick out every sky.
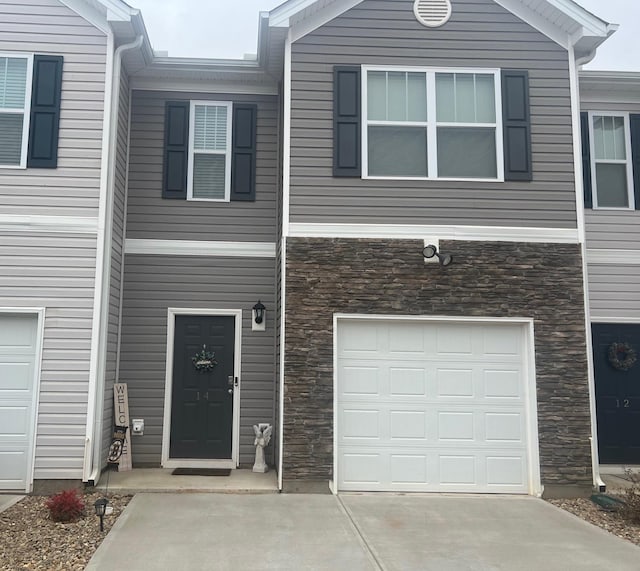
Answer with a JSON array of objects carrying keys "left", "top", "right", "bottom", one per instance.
[{"left": 128, "top": 0, "right": 639, "bottom": 71}]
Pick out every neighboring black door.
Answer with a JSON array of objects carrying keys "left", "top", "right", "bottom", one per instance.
[
  {"left": 170, "top": 315, "right": 235, "bottom": 459},
  {"left": 593, "top": 324, "right": 640, "bottom": 464}
]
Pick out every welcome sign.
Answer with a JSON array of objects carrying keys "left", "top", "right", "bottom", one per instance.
[{"left": 113, "top": 383, "right": 132, "bottom": 471}]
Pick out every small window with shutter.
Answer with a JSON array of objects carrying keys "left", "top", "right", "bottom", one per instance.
[
  {"left": 163, "top": 100, "right": 258, "bottom": 202},
  {"left": 0, "top": 54, "right": 32, "bottom": 168}
]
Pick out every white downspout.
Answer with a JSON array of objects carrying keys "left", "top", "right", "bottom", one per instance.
[
  {"left": 569, "top": 44, "right": 605, "bottom": 492},
  {"left": 84, "top": 33, "right": 144, "bottom": 484}
]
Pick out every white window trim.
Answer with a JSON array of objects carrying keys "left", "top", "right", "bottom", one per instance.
[
  {"left": 361, "top": 65, "right": 504, "bottom": 182},
  {"left": 0, "top": 53, "right": 34, "bottom": 170},
  {"left": 187, "top": 100, "right": 233, "bottom": 202},
  {"left": 589, "top": 110, "right": 635, "bottom": 211}
]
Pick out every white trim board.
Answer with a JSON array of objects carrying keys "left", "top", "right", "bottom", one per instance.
[
  {"left": 270, "top": 0, "right": 610, "bottom": 48},
  {"left": 288, "top": 223, "right": 580, "bottom": 243},
  {"left": 587, "top": 249, "right": 640, "bottom": 265},
  {"left": 130, "top": 79, "right": 279, "bottom": 96},
  {"left": 125, "top": 239, "right": 277, "bottom": 258},
  {"left": 331, "top": 314, "right": 542, "bottom": 496},
  {"left": 0, "top": 215, "right": 99, "bottom": 234},
  {"left": 0, "top": 307, "right": 45, "bottom": 493},
  {"left": 591, "top": 317, "right": 640, "bottom": 324},
  {"left": 161, "top": 308, "right": 243, "bottom": 469}
]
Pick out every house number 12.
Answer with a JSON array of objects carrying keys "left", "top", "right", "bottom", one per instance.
[{"left": 616, "top": 399, "right": 631, "bottom": 408}]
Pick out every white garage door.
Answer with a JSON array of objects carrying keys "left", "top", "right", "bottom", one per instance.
[
  {"left": 0, "top": 313, "right": 40, "bottom": 491},
  {"left": 337, "top": 319, "right": 537, "bottom": 494}
]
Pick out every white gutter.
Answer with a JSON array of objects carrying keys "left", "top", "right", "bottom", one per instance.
[
  {"left": 568, "top": 44, "right": 605, "bottom": 492},
  {"left": 84, "top": 33, "right": 144, "bottom": 484}
]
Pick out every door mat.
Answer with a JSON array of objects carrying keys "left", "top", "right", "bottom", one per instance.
[{"left": 172, "top": 468, "right": 231, "bottom": 477}]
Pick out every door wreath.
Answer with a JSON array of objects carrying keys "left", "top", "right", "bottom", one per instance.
[
  {"left": 192, "top": 345, "right": 218, "bottom": 372},
  {"left": 608, "top": 341, "right": 637, "bottom": 372}
]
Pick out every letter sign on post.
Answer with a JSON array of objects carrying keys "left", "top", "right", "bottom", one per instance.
[{"left": 113, "top": 383, "right": 132, "bottom": 471}]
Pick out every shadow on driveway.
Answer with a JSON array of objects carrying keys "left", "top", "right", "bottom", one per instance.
[{"left": 86, "top": 493, "right": 640, "bottom": 570}]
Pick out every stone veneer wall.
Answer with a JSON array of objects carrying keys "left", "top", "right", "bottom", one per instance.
[{"left": 283, "top": 238, "right": 592, "bottom": 492}]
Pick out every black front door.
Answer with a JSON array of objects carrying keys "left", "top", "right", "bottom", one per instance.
[
  {"left": 170, "top": 315, "right": 235, "bottom": 459},
  {"left": 593, "top": 324, "right": 640, "bottom": 464}
]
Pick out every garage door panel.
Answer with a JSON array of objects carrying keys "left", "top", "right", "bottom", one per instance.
[
  {"left": 339, "top": 447, "right": 528, "bottom": 492},
  {"left": 341, "top": 366, "right": 381, "bottom": 396},
  {"left": 0, "top": 313, "right": 39, "bottom": 491},
  {"left": 337, "top": 320, "right": 534, "bottom": 494},
  {"left": 484, "top": 369, "right": 523, "bottom": 399}
]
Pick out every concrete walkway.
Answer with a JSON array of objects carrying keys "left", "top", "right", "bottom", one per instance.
[
  {"left": 87, "top": 494, "right": 640, "bottom": 571},
  {"left": 0, "top": 495, "right": 22, "bottom": 514}
]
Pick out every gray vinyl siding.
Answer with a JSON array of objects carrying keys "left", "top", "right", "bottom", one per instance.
[
  {"left": 101, "top": 71, "right": 131, "bottom": 466},
  {"left": 588, "top": 264, "right": 640, "bottom": 321},
  {"left": 119, "top": 255, "right": 276, "bottom": 466},
  {"left": 0, "top": 232, "right": 96, "bottom": 480},
  {"left": 0, "top": 0, "right": 107, "bottom": 480},
  {"left": 0, "top": 0, "right": 106, "bottom": 217},
  {"left": 126, "top": 91, "right": 278, "bottom": 242},
  {"left": 581, "top": 99, "right": 640, "bottom": 250},
  {"left": 289, "top": 0, "right": 577, "bottom": 228}
]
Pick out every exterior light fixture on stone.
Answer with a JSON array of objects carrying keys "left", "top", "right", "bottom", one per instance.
[{"left": 423, "top": 244, "right": 453, "bottom": 267}]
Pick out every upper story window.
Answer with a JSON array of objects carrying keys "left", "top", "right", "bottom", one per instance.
[
  {"left": 363, "top": 67, "right": 503, "bottom": 181},
  {"left": 589, "top": 113, "right": 634, "bottom": 209},
  {"left": 163, "top": 100, "right": 257, "bottom": 202},
  {"left": 0, "top": 54, "right": 33, "bottom": 168},
  {"left": 188, "top": 101, "right": 233, "bottom": 201}
]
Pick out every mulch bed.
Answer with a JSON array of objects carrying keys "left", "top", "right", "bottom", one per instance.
[{"left": 0, "top": 492, "right": 131, "bottom": 571}]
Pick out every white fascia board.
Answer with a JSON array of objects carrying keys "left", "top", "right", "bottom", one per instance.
[
  {"left": 494, "top": 0, "right": 569, "bottom": 48},
  {"left": 288, "top": 223, "right": 580, "bottom": 243},
  {"left": 125, "top": 239, "right": 277, "bottom": 258},
  {"left": 269, "top": 0, "right": 323, "bottom": 27},
  {"left": 59, "top": 0, "right": 109, "bottom": 34},
  {"left": 129, "top": 77, "right": 278, "bottom": 96},
  {"left": 272, "top": 0, "right": 608, "bottom": 51},
  {"left": 544, "top": 0, "right": 611, "bottom": 37},
  {"left": 290, "top": 0, "right": 363, "bottom": 43}
]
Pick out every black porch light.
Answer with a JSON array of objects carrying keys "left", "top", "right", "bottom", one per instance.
[
  {"left": 423, "top": 244, "right": 453, "bottom": 267},
  {"left": 253, "top": 300, "right": 266, "bottom": 324},
  {"left": 94, "top": 497, "right": 108, "bottom": 532}
]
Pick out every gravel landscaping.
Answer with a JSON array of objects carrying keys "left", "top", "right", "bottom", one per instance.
[
  {"left": 548, "top": 497, "right": 640, "bottom": 547},
  {"left": 0, "top": 492, "right": 131, "bottom": 571}
]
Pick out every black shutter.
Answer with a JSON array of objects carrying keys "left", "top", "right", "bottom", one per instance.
[
  {"left": 231, "top": 103, "right": 257, "bottom": 201},
  {"left": 581, "top": 112, "right": 593, "bottom": 208},
  {"left": 162, "top": 101, "right": 189, "bottom": 199},
  {"left": 501, "top": 70, "right": 532, "bottom": 181},
  {"left": 333, "top": 66, "right": 361, "bottom": 177},
  {"left": 27, "top": 55, "right": 63, "bottom": 168},
  {"left": 630, "top": 114, "right": 640, "bottom": 210}
]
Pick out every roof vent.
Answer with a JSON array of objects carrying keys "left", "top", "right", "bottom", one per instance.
[{"left": 413, "top": 0, "right": 452, "bottom": 28}]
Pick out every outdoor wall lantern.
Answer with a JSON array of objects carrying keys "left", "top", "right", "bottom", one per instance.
[
  {"left": 252, "top": 301, "right": 266, "bottom": 332},
  {"left": 423, "top": 244, "right": 453, "bottom": 267},
  {"left": 94, "top": 498, "right": 108, "bottom": 532}
]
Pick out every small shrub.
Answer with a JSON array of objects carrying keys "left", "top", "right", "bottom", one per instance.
[
  {"left": 45, "top": 489, "right": 85, "bottom": 523},
  {"left": 620, "top": 469, "right": 640, "bottom": 524}
]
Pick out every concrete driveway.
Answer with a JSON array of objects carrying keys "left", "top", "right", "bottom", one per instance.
[{"left": 86, "top": 493, "right": 640, "bottom": 570}]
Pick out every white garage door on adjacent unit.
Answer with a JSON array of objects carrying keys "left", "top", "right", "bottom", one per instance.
[
  {"left": 336, "top": 319, "right": 538, "bottom": 494},
  {"left": 0, "top": 313, "right": 41, "bottom": 492}
]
